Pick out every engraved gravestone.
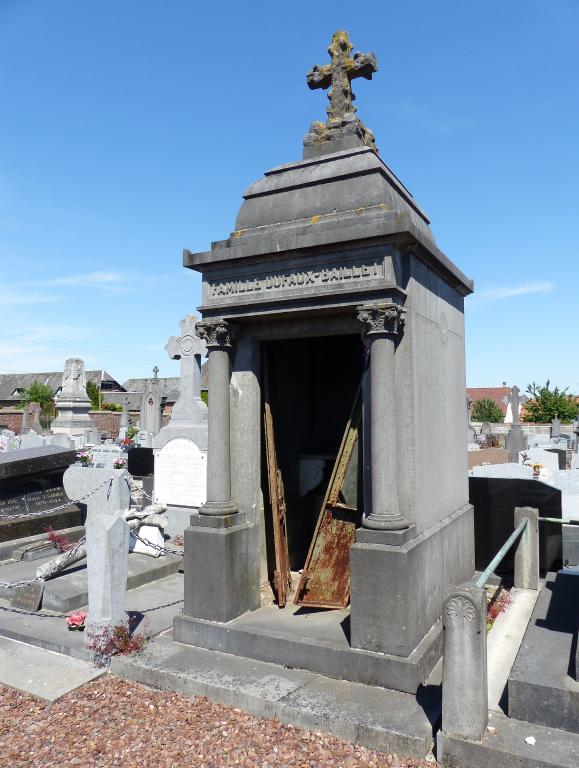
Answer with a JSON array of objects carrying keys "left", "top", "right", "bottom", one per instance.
[
  {"left": 154, "top": 438, "right": 207, "bottom": 508},
  {"left": 153, "top": 316, "right": 208, "bottom": 535},
  {"left": 10, "top": 583, "right": 44, "bottom": 612}
]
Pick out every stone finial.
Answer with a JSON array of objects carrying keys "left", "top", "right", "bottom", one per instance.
[
  {"left": 304, "top": 31, "right": 378, "bottom": 155},
  {"left": 357, "top": 303, "right": 405, "bottom": 340},
  {"left": 195, "top": 319, "right": 236, "bottom": 350}
]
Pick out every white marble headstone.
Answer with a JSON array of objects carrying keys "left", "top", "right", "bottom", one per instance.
[
  {"left": 91, "top": 445, "right": 123, "bottom": 469},
  {"left": 519, "top": 447, "right": 559, "bottom": 471},
  {"left": 529, "top": 433, "right": 550, "bottom": 448},
  {"left": 154, "top": 437, "right": 207, "bottom": 508}
]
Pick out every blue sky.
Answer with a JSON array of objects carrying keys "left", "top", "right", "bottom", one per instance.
[{"left": 0, "top": 0, "right": 577, "bottom": 390}]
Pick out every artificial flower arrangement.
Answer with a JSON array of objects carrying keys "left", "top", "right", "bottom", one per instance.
[
  {"left": 66, "top": 610, "right": 87, "bottom": 631},
  {"left": 113, "top": 456, "right": 127, "bottom": 469},
  {"left": 76, "top": 450, "right": 93, "bottom": 467}
]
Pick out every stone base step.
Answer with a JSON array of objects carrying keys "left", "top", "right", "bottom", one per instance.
[
  {"left": 438, "top": 711, "right": 579, "bottom": 768},
  {"left": 111, "top": 632, "right": 440, "bottom": 759}
]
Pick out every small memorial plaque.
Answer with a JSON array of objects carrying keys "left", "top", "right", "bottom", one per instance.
[
  {"left": 0, "top": 497, "right": 25, "bottom": 518},
  {"left": 10, "top": 582, "right": 44, "bottom": 612}
]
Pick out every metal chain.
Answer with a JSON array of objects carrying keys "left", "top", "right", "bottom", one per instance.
[
  {"left": 0, "top": 477, "right": 113, "bottom": 522},
  {"left": 0, "top": 535, "right": 87, "bottom": 588},
  {"left": 128, "top": 481, "right": 154, "bottom": 503},
  {"left": 129, "top": 529, "right": 184, "bottom": 557}
]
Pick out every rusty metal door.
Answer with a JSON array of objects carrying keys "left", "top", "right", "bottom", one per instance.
[
  {"left": 263, "top": 358, "right": 292, "bottom": 608},
  {"left": 294, "top": 385, "right": 363, "bottom": 609}
]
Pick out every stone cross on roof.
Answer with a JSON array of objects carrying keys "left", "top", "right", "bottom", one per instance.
[
  {"left": 304, "top": 31, "right": 378, "bottom": 156},
  {"left": 165, "top": 315, "right": 207, "bottom": 424}
]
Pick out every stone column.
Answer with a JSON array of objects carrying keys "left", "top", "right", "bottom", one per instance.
[
  {"left": 195, "top": 318, "right": 238, "bottom": 517},
  {"left": 514, "top": 506, "right": 539, "bottom": 590},
  {"left": 357, "top": 303, "right": 408, "bottom": 531}
]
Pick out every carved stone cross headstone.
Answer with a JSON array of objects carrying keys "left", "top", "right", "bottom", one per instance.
[
  {"left": 506, "top": 385, "right": 529, "bottom": 461},
  {"left": 164, "top": 315, "right": 207, "bottom": 425},
  {"left": 510, "top": 385, "right": 528, "bottom": 425},
  {"left": 304, "top": 31, "right": 378, "bottom": 155}
]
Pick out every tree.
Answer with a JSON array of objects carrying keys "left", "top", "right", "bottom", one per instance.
[
  {"left": 522, "top": 380, "right": 578, "bottom": 424},
  {"left": 471, "top": 398, "right": 504, "bottom": 423},
  {"left": 85, "top": 380, "right": 101, "bottom": 410},
  {"left": 19, "top": 381, "right": 56, "bottom": 429}
]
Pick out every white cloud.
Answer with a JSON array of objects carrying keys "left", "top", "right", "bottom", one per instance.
[
  {"left": 0, "top": 293, "right": 61, "bottom": 306},
  {"left": 0, "top": 325, "right": 97, "bottom": 374},
  {"left": 48, "top": 271, "right": 138, "bottom": 293},
  {"left": 50, "top": 271, "right": 125, "bottom": 286},
  {"left": 475, "top": 281, "right": 554, "bottom": 303}
]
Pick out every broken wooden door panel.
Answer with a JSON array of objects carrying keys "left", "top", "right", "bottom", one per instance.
[
  {"left": 263, "top": 359, "right": 292, "bottom": 608},
  {"left": 294, "top": 386, "right": 363, "bottom": 609}
]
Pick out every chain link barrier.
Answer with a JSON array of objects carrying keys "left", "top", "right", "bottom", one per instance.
[
  {"left": 129, "top": 528, "right": 184, "bottom": 557},
  {"left": 0, "top": 476, "right": 184, "bottom": 593},
  {"left": 0, "top": 477, "right": 113, "bottom": 589},
  {"left": 0, "top": 477, "right": 114, "bottom": 522}
]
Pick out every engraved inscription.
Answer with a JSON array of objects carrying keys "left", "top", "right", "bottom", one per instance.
[
  {"left": 208, "top": 262, "right": 384, "bottom": 299},
  {"left": 154, "top": 438, "right": 207, "bottom": 508}
]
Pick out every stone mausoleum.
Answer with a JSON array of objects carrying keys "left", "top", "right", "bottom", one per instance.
[{"left": 174, "top": 31, "right": 475, "bottom": 693}]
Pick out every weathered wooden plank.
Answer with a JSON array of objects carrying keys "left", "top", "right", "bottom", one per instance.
[
  {"left": 263, "top": 358, "right": 292, "bottom": 608},
  {"left": 295, "top": 385, "right": 362, "bottom": 608}
]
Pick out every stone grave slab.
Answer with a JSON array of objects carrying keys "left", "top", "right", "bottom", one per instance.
[
  {"left": 529, "top": 433, "right": 550, "bottom": 447},
  {"left": 509, "top": 572, "right": 579, "bottom": 733},
  {"left": 19, "top": 432, "right": 45, "bottom": 450},
  {"left": 0, "top": 637, "right": 104, "bottom": 702},
  {"left": 519, "top": 447, "right": 559, "bottom": 471}
]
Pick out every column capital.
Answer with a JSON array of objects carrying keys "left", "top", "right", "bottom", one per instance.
[
  {"left": 357, "top": 303, "right": 405, "bottom": 340},
  {"left": 195, "top": 318, "right": 237, "bottom": 350}
]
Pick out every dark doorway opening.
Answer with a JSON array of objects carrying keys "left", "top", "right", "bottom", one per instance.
[{"left": 262, "top": 334, "right": 363, "bottom": 571}]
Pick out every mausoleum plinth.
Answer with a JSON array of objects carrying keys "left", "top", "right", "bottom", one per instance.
[{"left": 174, "top": 31, "right": 475, "bottom": 694}]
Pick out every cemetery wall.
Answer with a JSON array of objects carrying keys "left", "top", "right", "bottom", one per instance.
[
  {"left": 471, "top": 422, "right": 574, "bottom": 437},
  {"left": 90, "top": 411, "right": 121, "bottom": 438},
  {"left": 0, "top": 409, "right": 22, "bottom": 433}
]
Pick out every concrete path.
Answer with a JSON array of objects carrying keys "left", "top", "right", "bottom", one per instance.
[
  {"left": 487, "top": 586, "right": 540, "bottom": 712},
  {"left": 0, "top": 636, "right": 103, "bottom": 702}
]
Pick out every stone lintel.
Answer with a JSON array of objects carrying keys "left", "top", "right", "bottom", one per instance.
[{"left": 184, "top": 214, "right": 473, "bottom": 297}]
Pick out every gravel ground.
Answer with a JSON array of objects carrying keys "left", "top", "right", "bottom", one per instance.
[{"left": 0, "top": 675, "right": 437, "bottom": 767}]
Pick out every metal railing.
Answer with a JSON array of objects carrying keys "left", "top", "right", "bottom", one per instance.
[{"left": 475, "top": 516, "right": 528, "bottom": 589}]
